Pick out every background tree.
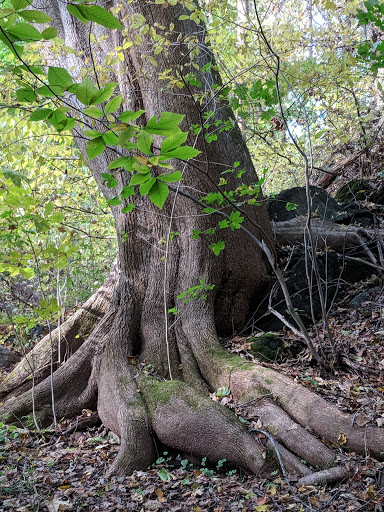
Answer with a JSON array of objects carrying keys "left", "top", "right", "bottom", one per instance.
[{"left": 1, "top": 0, "right": 384, "bottom": 480}]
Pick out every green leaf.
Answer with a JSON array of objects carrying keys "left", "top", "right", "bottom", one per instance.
[
  {"left": 7, "top": 23, "right": 41, "bottom": 41},
  {"left": 122, "top": 204, "right": 135, "bottom": 213},
  {"left": 120, "top": 131, "right": 137, "bottom": 149},
  {"left": 76, "top": 5, "right": 123, "bottom": 29},
  {"left": 83, "top": 129, "right": 102, "bottom": 139},
  {"left": 107, "top": 156, "right": 133, "bottom": 170},
  {"left": 107, "top": 196, "right": 121, "bottom": 206},
  {"left": 66, "top": 4, "right": 88, "bottom": 24},
  {"left": 41, "top": 27, "right": 57, "bottom": 40},
  {"left": 11, "top": 0, "right": 29, "bottom": 11},
  {"left": 285, "top": 202, "right": 297, "bottom": 211},
  {"left": 148, "top": 180, "right": 169, "bottom": 208},
  {"left": 36, "top": 85, "right": 57, "bottom": 98},
  {"left": 105, "top": 94, "right": 123, "bottom": 114},
  {"left": 120, "top": 186, "right": 135, "bottom": 198},
  {"left": 119, "top": 109, "right": 145, "bottom": 123},
  {"left": 137, "top": 130, "right": 153, "bottom": 154},
  {"left": 93, "top": 82, "right": 118, "bottom": 104},
  {"left": 229, "top": 211, "right": 244, "bottom": 230},
  {"left": 101, "top": 173, "right": 117, "bottom": 188},
  {"left": 29, "top": 108, "right": 52, "bottom": 121},
  {"left": 145, "top": 112, "right": 184, "bottom": 136},
  {"left": 157, "top": 171, "right": 183, "bottom": 183},
  {"left": 48, "top": 67, "right": 73, "bottom": 90},
  {"left": 0, "top": 31, "right": 21, "bottom": 55},
  {"left": 82, "top": 107, "right": 104, "bottom": 118},
  {"left": 160, "top": 132, "right": 188, "bottom": 153},
  {"left": 129, "top": 173, "right": 151, "bottom": 186},
  {"left": 63, "top": 118, "right": 76, "bottom": 131},
  {"left": 48, "top": 110, "right": 69, "bottom": 133},
  {"left": 102, "top": 131, "right": 119, "bottom": 146},
  {"left": 20, "top": 267, "right": 34, "bottom": 279},
  {"left": 33, "top": 216, "right": 50, "bottom": 233},
  {"left": 161, "top": 145, "right": 200, "bottom": 160},
  {"left": 49, "top": 212, "right": 64, "bottom": 223},
  {"left": 75, "top": 76, "right": 98, "bottom": 106},
  {"left": 19, "top": 10, "right": 52, "bottom": 23},
  {"left": 86, "top": 136, "right": 106, "bottom": 159},
  {"left": 16, "top": 87, "right": 36, "bottom": 103},
  {"left": 158, "top": 468, "right": 170, "bottom": 482},
  {"left": 139, "top": 177, "right": 156, "bottom": 195},
  {"left": 209, "top": 241, "right": 225, "bottom": 256},
  {"left": 45, "top": 202, "right": 54, "bottom": 216}
]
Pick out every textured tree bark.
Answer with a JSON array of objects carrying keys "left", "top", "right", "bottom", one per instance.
[{"left": 2, "top": 0, "right": 384, "bottom": 479}]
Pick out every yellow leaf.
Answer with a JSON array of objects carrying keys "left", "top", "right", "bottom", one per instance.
[
  {"left": 156, "top": 488, "right": 166, "bottom": 502},
  {"left": 134, "top": 155, "right": 149, "bottom": 165}
]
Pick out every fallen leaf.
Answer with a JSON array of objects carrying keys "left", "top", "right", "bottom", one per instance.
[
  {"left": 257, "top": 495, "right": 267, "bottom": 505},
  {"left": 156, "top": 488, "right": 166, "bottom": 502},
  {"left": 46, "top": 499, "right": 73, "bottom": 512}
]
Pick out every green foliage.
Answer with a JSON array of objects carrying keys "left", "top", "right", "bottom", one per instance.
[
  {"left": 356, "top": 1, "right": 384, "bottom": 73},
  {"left": 177, "top": 280, "right": 215, "bottom": 303},
  {"left": 215, "top": 386, "right": 231, "bottom": 397},
  {"left": 66, "top": 4, "right": 123, "bottom": 30}
]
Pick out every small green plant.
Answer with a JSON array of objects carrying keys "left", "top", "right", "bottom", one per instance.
[
  {"left": 0, "top": 422, "right": 20, "bottom": 442},
  {"left": 215, "top": 386, "right": 231, "bottom": 397},
  {"left": 177, "top": 280, "right": 215, "bottom": 303},
  {"left": 156, "top": 451, "right": 171, "bottom": 465},
  {"left": 158, "top": 468, "right": 170, "bottom": 482},
  {"left": 285, "top": 202, "right": 297, "bottom": 211},
  {"left": 216, "top": 458, "right": 227, "bottom": 470}
]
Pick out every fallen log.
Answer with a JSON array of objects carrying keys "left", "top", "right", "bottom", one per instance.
[{"left": 272, "top": 216, "right": 384, "bottom": 260}]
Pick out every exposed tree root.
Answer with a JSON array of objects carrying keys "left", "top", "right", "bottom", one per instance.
[
  {"left": 97, "top": 347, "right": 155, "bottom": 476},
  {"left": 139, "top": 377, "right": 272, "bottom": 476},
  {"left": 2, "top": 319, "right": 384, "bottom": 480},
  {"left": 217, "top": 361, "right": 384, "bottom": 460},
  {"left": 297, "top": 466, "right": 350, "bottom": 486},
  {"left": 0, "top": 264, "right": 118, "bottom": 399},
  {"left": 245, "top": 399, "right": 335, "bottom": 468},
  {"left": 62, "top": 412, "right": 100, "bottom": 436},
  {"left": 0, "top": 311, "right": 115, "bottom": 425}
]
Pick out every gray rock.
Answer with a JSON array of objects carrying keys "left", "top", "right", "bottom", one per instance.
[{"left": 267, "top": 186, "right": 348, "bottom": 223}]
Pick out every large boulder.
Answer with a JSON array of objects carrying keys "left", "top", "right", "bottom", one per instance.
[{"left": 267, "top": 186, "right": 347, "bottom": 223}]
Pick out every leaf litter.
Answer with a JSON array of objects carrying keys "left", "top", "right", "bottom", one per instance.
[{"left": 1, "top": 278, "right": 384, "bottom": 511}]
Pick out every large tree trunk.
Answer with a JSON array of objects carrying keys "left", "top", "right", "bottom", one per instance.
[{"left": 1, "top": 0, "right": 384, "bottom": 479}]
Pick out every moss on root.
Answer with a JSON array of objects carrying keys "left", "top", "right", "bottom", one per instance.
[{"left": 138, "top": 377, "right": 200, "bottom": 414}]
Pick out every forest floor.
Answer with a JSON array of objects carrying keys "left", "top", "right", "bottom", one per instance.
[{"left": 1, "top": 276, "right": 384, "bottom": 511}]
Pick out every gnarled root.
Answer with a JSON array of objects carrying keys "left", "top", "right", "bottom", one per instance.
[
  {"left": 218, "top": 363, "right": 384, "bottom": 461},
  {"left": 97, "top": 347, "right": 155, "bottom": 476},
  {"left": 0, "top": 264, "right": 118, "bottom": 399},
  {"left": 139, "top": 376, "right": 273, "bottom": 476},
  {"left": 245, "top": 400, "right": 335, "bottom": 468},
  {"left": 0, "top": 311, "right": 114, "bottom": 426}
]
